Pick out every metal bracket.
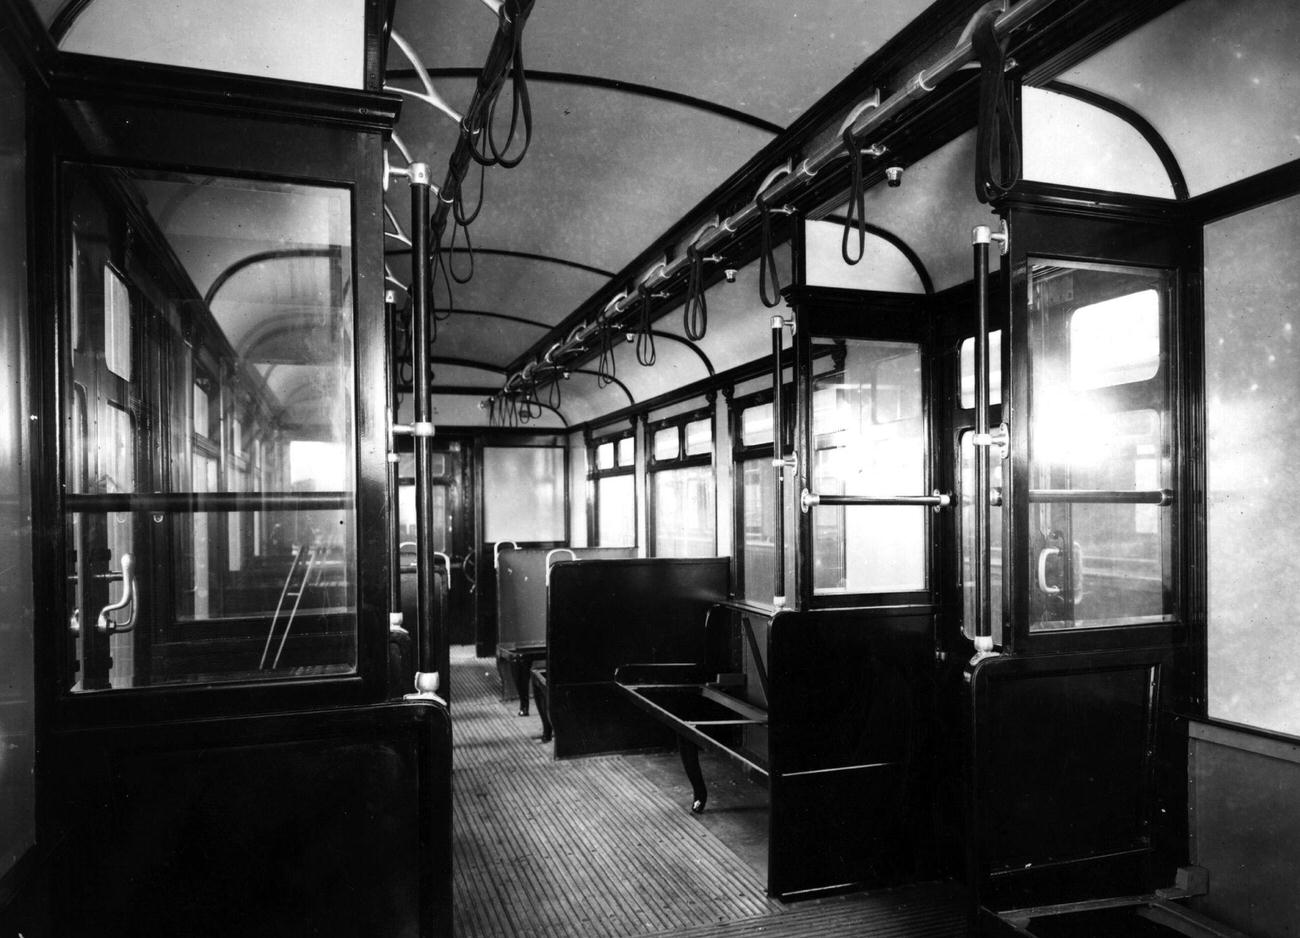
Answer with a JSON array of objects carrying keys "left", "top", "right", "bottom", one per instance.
[
  {"left": 772, "top": 452, "right": 798, "bottom": 474},
  {"left": 973, "top": 422, "right": 1010, "bottom": 460},
  {"left": 770, "top": 315, "right": 796, "bottom": 336},
  {"left": 800, "top": 488, "right": 818, "bottom": 514}
]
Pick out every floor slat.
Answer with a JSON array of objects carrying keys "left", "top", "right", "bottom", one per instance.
[{"left": 448, "top": 648, "right": 967, "bottom": 938}]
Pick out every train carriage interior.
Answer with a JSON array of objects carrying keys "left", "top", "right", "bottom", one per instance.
[{"left": 0, "top": 0, "right": 1298, "bottom": 935}]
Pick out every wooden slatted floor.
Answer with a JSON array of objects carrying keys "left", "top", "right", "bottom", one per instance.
[{"left": 448, "top": 647, "right": 968, "bottom": 938}]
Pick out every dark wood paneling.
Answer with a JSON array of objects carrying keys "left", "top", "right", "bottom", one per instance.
[
  {"left": 767, "top": 607, "right": 939, "bottom": 899},
  {"left": 50, "top": 700, "right": 452, "bottom": 938}
]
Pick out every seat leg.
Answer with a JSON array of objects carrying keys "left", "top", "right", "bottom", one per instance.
[
  {"left": 532, "top": 669, "right": 552, "bottom": 742},
  {"left": 678, "top": 738, "right": 707, "bottom": 814},
  {"left": 513, "top": 658, "right": 531, "bottom": 716}
]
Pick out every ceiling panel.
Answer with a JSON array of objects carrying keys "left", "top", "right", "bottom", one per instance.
[
  {"left": 425, "top": 312, "right": 545, "bottom": 368},
  {"left": 385, "top": 252, "right": 605, "bottom": 327},
  {"left": 1059, "top": 0, "right": 1300, "bottom": 195},
  {"left": 385, "top": 78, "right": 775, "bottom": 273},
  {"left": 393, "top": 0, "right": 932, "bottom": 126}
]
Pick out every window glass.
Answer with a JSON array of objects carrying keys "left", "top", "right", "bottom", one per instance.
[
  {"left": 1070, "top": 290, "right": 1160, "bottom": 389},
  {"left": 653, "top": 425, "right": 680, "bottom": 462},
  {"left": 740, "top": 403, "right": 774, "bottom": 447},
  {"left": 483, "top": 446, "right": 566, "bottom": 542},
  {"left": 739, "top": 456, "right": 794, "bottom": 604},
  {"left": 62, "top": 165, "right": 357, "bottom": 692},
  {"left": 595, "top": 440, "right": 614, "bottom": 471},
  {"left": 685, "top": 418, "right": 712, "bottom": 456},
  {"left": 616, "top": 435, "right": 634, "bottom": 467},
  {"left": 961, "top": 431, "right": 1003, "bottom": 644},
  {"left": 1026, "top": 262, "right": 1173, "bottom": 631},
  {"left": 811, "top": 338, "right": 926, "bottom": 594},
  {"left": 959, "top": 331, "right": 1003, "bottom": 409},
  {"left": 1204, "top": 193, "right": 1300, "bottom": 736},
  {"left": 597, "top": 474, "right": 636, "bottom": 548},
  {"left": 652, "top": 465, "right": 715, "bottom": 557}
]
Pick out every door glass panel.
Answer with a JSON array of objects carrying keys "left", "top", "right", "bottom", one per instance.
[
  {"left": 62, "top": 164, "right": 357, "bottom": 691},
  {"left": 738, "top": 456, "right": 795, "bottom": 603},
  {"left": 1026, "top": 262, "right": 1174, "bottom": 630},
  {"left": 960, "top": 431, "right": 1003, "bottom": 644},
  {"left": 810, "top": 338, "right": 926, "bottom": 594},
  {"left": 959, "top": 330, "right": 1003, "bottom": 408},
  {"left": 483, "top": 446, "right": 565, "bottom": 542}
]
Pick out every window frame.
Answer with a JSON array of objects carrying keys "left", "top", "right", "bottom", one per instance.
[
  {"left": 645, "top": 404, "right": 715, "bottom": 558},
  {"left": 586, "top": 423, "right": 637, "bottom": 548}
]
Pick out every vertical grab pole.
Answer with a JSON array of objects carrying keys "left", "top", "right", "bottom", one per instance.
[
  {"left": 409, "top": 163, "right": 441, "bottom": 698},
  {"left": 771, "top": 316, "right": 787, "bottom": 607},
  {"left": 971, "top": 225, "right": 994, "bottom": 660}
]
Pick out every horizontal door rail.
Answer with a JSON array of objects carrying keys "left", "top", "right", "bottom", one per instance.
[
  {"left": 65, "top": 492, "right": 352, "bottom": 513},
  {"left": 800, "top": 488, "right": 952, "bottom": 513},
  {"left": 1027, "top": 488, "right": 1173, "bottom": 506}
]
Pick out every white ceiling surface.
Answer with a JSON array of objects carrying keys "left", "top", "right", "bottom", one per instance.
[
  {"left": 1059, "top": 0, "right": 1300, "bottom": 196},
  {"left": 805, "top": 220, "right": 927, "bottom": 293},
  {"left": 58, "top": 0, "right": 366, "bottom": 88},
  {"left": 385, "top": 78, "right": 775, "bottom": 274},
  {"left": 391, "top": 0, "right": 930, "bottom": 126},
  {"left": 828, "top": 130, "right": 996, "bottom": 294}
]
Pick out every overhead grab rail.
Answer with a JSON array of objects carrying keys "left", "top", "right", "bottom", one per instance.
[{"left": 485, "top": 0, "right": 1051, "bottom": 414}]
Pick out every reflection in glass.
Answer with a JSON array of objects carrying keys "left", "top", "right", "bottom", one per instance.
[
  {"left": 811, "top": 339, "right": 925, "bottom": 594},
  {"left": 63, "top": 165, "right": 356, "bottom": 691},
  {"left": 653, "top": 465, "right": 715, "bottom": 557},
  {"left": 1027, "top": 262, "right": 1173, "bottom": 630}
]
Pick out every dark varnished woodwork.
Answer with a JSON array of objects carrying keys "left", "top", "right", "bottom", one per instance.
[
  {"left": 48, "top": 700, "right": 453, "bottom": 937},
  {"left": 966, "top": 648, "right": 1182, "bottom": 916},
  {"left": 544, "top": 558, "right": 729, "bottom": 759},
  {"left": 767, "top": 606, "right": 940, "bottom": 899}
]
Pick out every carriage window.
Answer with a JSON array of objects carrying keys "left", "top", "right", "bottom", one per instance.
[
  {"left": 741, "top": 402, "right": 774, "bottom": 446},
  {"left": 62, "top": 164, "right": 357, "bottom": 692},
  {"left": 589, "top": 431, "right": 635, "bottom": 548},
  {"left": 810, "top": 338, "right": 926, "bottom": 594},
  {"left": 684, "top": 418, "right": 712, "bottom": 456},
  {"left": 649, "top": 411, "right": 715, "bottom": 557},
  {"left": 1026, "top": 263, "right": 1174, "bottom": 631},
  {"left": 653, "top": 426, "right": 680, "bottom": 462}
]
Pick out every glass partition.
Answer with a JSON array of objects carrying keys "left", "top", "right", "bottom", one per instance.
[
  {"left": 63, "top": 164, "right": 356, "bottom": 691},
  {"left": 483, "top": 446, "right": 567, "bottom": 542},
  {"left": 809, "top": 338, "right": 926, "bottom": 594},
  {"left": 1025, "top": 261, "right": 1174, "bottom": 630},
  {"left": 1204, "top": 193, "right": 1300, "bottom": 737}
]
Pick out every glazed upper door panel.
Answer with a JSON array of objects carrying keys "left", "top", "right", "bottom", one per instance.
[{"left": 61, "top": 164, "right": 358, "bottom": 692}]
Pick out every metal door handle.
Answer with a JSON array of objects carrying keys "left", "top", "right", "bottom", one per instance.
[
  {"left": 96, "top": 553, "right": 138, "bottom": 634},
  {"left": 1036, "top": 547, "right": 1061, "bottom": 595}
]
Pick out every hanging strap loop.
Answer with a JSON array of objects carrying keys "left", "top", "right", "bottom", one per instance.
[
  {"left": 841, "top": 126, "right": 868, "bottom": 265},
  {"left": 757, "top": 197, "right": 782, "bottom": 308},
  {"left": 635, "top": 284, "right": 656, "bottom": 366},
  {"left": 972, "top": 7, "right": 1022, "bottom": 203}
]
